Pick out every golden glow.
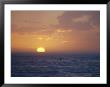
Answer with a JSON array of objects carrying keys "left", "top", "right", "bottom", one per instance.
[
  {"left": 11, "top": 11, "right": 100, "bottom": 53},
  {"left": 36, "top": 47, "right": 46, "bottom": 52}
]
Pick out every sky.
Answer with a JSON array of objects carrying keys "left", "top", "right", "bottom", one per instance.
[{"left": 11, "top": 11, "right": 100, "bottom": 53}]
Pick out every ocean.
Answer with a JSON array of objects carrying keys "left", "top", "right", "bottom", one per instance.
[{"left": 11, "top": 52, "right": 100, "bottom": 77}]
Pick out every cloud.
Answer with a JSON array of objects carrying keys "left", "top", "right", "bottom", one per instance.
[
  {"left": 12, "top": 11, "right": 100, "bottom": 53},
  {"left": 11, "top": 11, "right": 64, "bottom": 34},
  {"left": 72, "top": 15, "right": 91, "bottom": 23},
  {"left": 61, "top": 40, "right": 70, "bottom": 44},
  {"left": 55, "top": 11, "right": 100, "bottom": 30},
  {"left": 56, "top": 29, "right": 72, "bottom": 33},
  {"left": 12, "top": 11, "right": 100, "bottom": 35}
]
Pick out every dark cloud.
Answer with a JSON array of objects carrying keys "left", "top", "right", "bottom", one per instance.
[{"left": 55, "top": 11, "right": 100, "bottom": 30}]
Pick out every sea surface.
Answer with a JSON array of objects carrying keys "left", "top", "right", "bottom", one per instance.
[{"left": 11, "top": 52, "right": 100, "bottom": 77}]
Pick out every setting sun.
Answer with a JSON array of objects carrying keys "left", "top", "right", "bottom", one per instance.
[
  {"left": 11, "top": 10, "right": 100, "bottom": 77},
  {"left": 36, "top": 47, "right": 46, "bottom": 53}
]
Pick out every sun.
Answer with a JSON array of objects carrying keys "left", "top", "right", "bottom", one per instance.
[{"left": 36, "top": 47, "right": 46, "bottom": 53}]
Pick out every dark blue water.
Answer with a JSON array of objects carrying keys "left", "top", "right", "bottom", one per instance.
[{"left": 11, "top": 53, "right": 100, "bottom": 77}]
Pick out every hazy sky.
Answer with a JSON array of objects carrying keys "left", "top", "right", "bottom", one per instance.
[{"left": 11, "top": 11, "right": 100, "bottom": 53}]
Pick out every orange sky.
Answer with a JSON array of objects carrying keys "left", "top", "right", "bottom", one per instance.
[{"left": 11, "top": 11, "right": 100, "bottom": 53}]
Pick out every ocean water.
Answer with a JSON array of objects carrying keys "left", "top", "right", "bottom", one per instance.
[{"left": 11, "top": 53, "right": 100, "bottom": 77}]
